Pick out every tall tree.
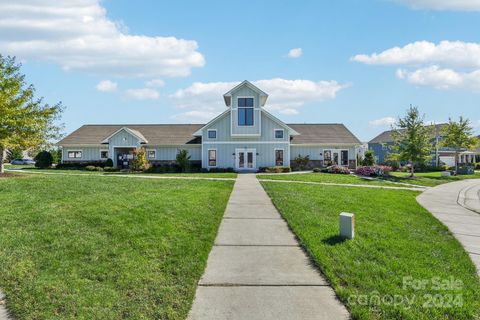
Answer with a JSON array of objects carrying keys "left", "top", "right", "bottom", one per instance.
[
  {"left": 0, "top": 55, "right": 63, "bottom": 173},
  {"left": 441, "top": 117, "right": 476, "bottom": 173},
  {"left": 390, "top": 106, "right": 433, "bottom": 177}
]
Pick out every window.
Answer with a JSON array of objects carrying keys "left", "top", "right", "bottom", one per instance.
[
  {"left": 147, "top": 150, "right": 156, "bottom": 159},
  {"left": 208, "top": 129, "right": 217, "bottom": 139},
  {"left": 275, "top": 149, "right": 284, "bottom": 166},
  {"left": 324, "top": 150, "right": 332, "bottom": 162},
  {"left": 341, "top": 150, "right": 348, "bottom": 166},
  {"left": 68, "top": 150, "right": 82, "bottom": 158},
  {"left": 382, "top": 144, "right": 388, "bottom": 151},
  {"left": 208, "top": 149, "right": 217, "bottom": 167},
  {"left": 274, "top": 129, "right": 284, "bottom": 139},
  {"left": 100, "top": 150, "right": 109, "bottom": 159},
  {"left": 238, "top": 97, "right": 254, "bottom": 126}
]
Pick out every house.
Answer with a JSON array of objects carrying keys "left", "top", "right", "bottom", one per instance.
[
  {"left": 368, "top": 124, "right": 478, "bottom": 166},
  {"left": 57, "top": 81, "right": 361, "bottom": 171}
]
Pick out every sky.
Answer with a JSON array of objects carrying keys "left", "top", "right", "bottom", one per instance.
[{"left": 1, "top": 0, "right": 480, "bottom": 141}]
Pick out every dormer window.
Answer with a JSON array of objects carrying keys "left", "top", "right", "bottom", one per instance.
[
  {"left": 238, "top": 97, "right": 254, "bottom": 126},
  {"left": 208, "top": 129, "right": 217, "bottom": 139},
  {"left": 274, "top": 129, "right": 284, "bottom": 139}
]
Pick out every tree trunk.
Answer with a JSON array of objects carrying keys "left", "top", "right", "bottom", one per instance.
[
  {"left": 0, "top": 146, "right": 4, "bottom": 174},
  {"left": 409, "top": 163, "right": 414, "bottom": 178},
  {"left": 455, "top": 151, "right": 459, "bottom": 175}
]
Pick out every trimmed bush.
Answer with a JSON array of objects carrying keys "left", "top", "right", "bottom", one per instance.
[
  {"left": 105, "top": 158, "right": 114, "bottom": 167},
  {"left": 85, "top": 166, "right": 103, "bottom": 172},
  {"left": 56, "top": 161, "right": 107, "bottom": 169},
  {"left": 325, "top": 165, "right": 351, "bottom": 174},
  {"left": 355, "top": 165, "right": 392, "bottom": 177},
  {"left": 103, "top": 166, "right": 118, "bottom": 172},
  {"left": 34, "top": 151, "right": 53, "bottom": 168},
  {"left": 264, "top": 166, "right": 291, "bottom": 173}
]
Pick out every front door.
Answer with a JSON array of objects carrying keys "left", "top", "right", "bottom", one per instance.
[{"left": 236, "top": 149, "right": 256, "bottom": 171}]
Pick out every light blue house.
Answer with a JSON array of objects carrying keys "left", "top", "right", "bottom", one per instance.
[{"left": 58, "top": 81, "right": 361, "bottom": 171}]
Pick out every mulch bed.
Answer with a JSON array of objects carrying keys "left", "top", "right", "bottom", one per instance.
[{"left": 0, "top": 173, "right": 17, "bottom": 178}]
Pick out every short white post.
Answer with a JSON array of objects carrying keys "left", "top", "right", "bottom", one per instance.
[{"left": 339, "top": 212, "right": 355, "bottom": 239}]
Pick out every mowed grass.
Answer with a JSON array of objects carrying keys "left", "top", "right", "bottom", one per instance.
[
  {"left": 258, "top": 172, "right": 407, "bottom": 187},
  {"left": 0, "top": 174, "right": 234, "bottom": 319},
  {"left": 6, "top": 166, "right": 237, "bottom": 179},
  {"left": 384, "top": 171, "right": 480, "bottom": 187},
  {"left": 261, "top": 182, "right": 480, "bottom": 319}
]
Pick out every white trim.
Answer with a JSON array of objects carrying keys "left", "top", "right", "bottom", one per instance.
[
  {"left": 236, "top": 96, "right": 255, "bottom": 127},
  {"left": 274, "top": 128, "right": 285, "bottom": 139},
  {"left": 99, "top": 149, "right": 109, "bottom": 160},
  {"left": 207, "top": 129, "right": 217, "bottom": 140},
  {"left": 146, "top": 149, "right": 157, "bottom": 160},
  {"left": 67, "top": 149, "right": 83, "bottom": 159},
  {"left": 207, "top": 148, "right": 217, "bottom": 168},
  {"left": 223, "top": 80, "right": 268, "bottom": 107},
  {"left": 274, "top": 148, "right": 285, "bottom": 166},
  {"left": 261, "top": 109, "right": 300, "bottom": 136},
  {"left": 193, "top": 110, "right": 230, "bottom": 136},
  {"left": 202, "top": 141, "right": 290, "bottom": 145}
]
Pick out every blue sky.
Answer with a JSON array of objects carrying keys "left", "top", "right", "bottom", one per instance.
[{"left": 1, "top": 0, "right": 480, "bottom": 141}]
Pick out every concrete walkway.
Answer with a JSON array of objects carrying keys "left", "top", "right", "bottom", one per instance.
[
  {"left": 188, "top": 174, "right": 349, "bottom": 320},
  {"left": 417, "top": 179, "right": 480, "bottom": 277}
]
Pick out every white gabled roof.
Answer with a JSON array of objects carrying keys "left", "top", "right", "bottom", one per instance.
[
  {"left": 223, "top": 80, "right": 268, "bottom": 107},
  {"left": 101, "top": 127, "right": 149, "bottom": 144}
]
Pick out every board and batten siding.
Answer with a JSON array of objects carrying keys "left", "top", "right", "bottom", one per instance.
[
  {"left": 148, "top": 145, "right": 201, "bottom": 161},
  {"left": 108, "top": 129, "right": 142, "bottom": 147},
  {"left": 203, "top": 110, "right": 290, "bottom": 143},
  {"left": 62, "top": 146, "right": 105, "bottom": 161},
  {"left": 202, "top": 143, "right": 290, "bottom": 169},
  {"left": 290, "top": 146, "right": 357, "bottom": 161}
]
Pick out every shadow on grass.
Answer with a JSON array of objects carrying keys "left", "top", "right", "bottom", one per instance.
[{"left": 321, "top": 235, "right": 347, "bottom": 246}]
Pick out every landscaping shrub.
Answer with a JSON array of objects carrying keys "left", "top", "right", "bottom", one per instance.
[
  {"left": 312, "top": 167, "right": 322, "bottom": 173},
  {"left": 208, "top": 167, "right": 235, "bottom": 173},
  {"left": 362, "top": 150, "right": 375, "bottom": 166},
  {"left": 131, "top": 148, "right": 150, "bottom": 171},
  {"left": 325, "top": 165, "right": 350, "bottom": 174},
  {"left": 355, "top": 165, "right": 392, "bottom": 177},
  {"left": 34, "top": 151, "right": 53, "bottom": 168},
  {"left": 383, "top": 159, "right": 400, "bottom": 171},
  {"left": 85, "top": 166, "right": 103, "bottom": 172},
  {"left": 264, "top": 166, "right": 291, "bottom": 173},
  {"left": 176, "top": 149, "right": 191, "bottom": 173},
  {"left": 103, "top": 166, "right": 118, "bottom": 172},
  {"left": 105, "top": 158, "right": 114, "bottom": 167},
  {"left": 56, "top": 161, "right": 107, "bottom": 169},
  {"left": 476, "top": 163, "right": 480, "bottom": 170},
  {"left": 292, "top": 154, "right": 310, "bottom": 171}
]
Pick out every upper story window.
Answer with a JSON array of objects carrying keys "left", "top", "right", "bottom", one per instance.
[
  {"left": 238, "top": 98, "right": 254, "bottom": 126},
  {"left": 68, "top": 150, "right": 82, "bottom": 159},
  {"left": 274, "top": 129, "right": 284, "bottom": 139},
  {"left": 208, "top": 129, "right": 217, "bottom": 139}
]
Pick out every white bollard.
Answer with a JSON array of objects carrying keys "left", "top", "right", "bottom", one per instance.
[{"left": 339, "top": 212, "right": 355, "bottom": 239}]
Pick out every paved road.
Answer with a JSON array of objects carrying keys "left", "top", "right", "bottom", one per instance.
[
  {"left": 188, "top": 174, "right": 349, "bottom": 320},
  {"left": 417, "top": 179, "right": 480, "bottom": 277}
]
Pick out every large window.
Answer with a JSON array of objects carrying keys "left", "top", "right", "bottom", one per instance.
[
  {"left": 100, "top": 150, "right": 109, "bottom": 159},
  {"left": 208, "top": 149, "right": 217, "bottom": 167},
  {"left": 275, "top": 149, "right": 284, "bottom": 166},
  {"left": 238, "top": 97, "right": 254, "bottom": 126},
  {"left": 68, "top": 150, "right": 82, "bottom": 159}
]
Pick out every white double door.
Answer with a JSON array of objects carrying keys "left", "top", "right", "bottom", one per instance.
[{"left": 235, "top": 148, "right": 256, "bottom": 170}]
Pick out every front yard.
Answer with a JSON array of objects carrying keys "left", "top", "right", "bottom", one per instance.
[
  {"left": 261, "top": 181, "right": 480, "bottom": 319},
  {"left": 384, "top": 171, "right": 480, "bottom": 187},
  {"left": 0, "top": 174, "right": 234, "bottom": 319}
]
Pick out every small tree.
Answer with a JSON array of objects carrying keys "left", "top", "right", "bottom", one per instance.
[
  {"left": 390, "top": 106, "right": 433, "bottom": 177},
  {"left": 0, "top": 55, "right": 63, "bottom": 173},
  {"left": 362, "top": 150, "right": 375, "bottom": 166},
  {"left": 176, "top": 149, "right": 191, "bottom": 173},
  {"left": 105, "top": 158, "right": 114, "bottom": 167},
  {"left": 131, "top": 148, "right": 149, "bottom": 171},
  {"left": 50, "top": 148, "right": 62, "bottom": 164},
  {"left": 294, "top": 154, "right": 310, "bottom": 171},
  {"left": 34, "top": 151, "right": 53, "bottom": 168},
  {"left": 441, "top": 117, "right": 476, "bottom": 173}
]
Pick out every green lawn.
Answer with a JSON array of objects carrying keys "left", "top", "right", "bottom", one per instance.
[
  {"left": 258, "top": 172, "right": 409, "bottom": 187},
  {"left": 261, "top": 181, "right": 480, "bottom": 320},
  {"left": 383, "top": 171, "right": 480, "bottom": 187},
  {"left": 0, "top": 174, "right": 234, "bottom": 319},
  {"left": 5, "top": 166, "right": 237, "bottom": 179}
]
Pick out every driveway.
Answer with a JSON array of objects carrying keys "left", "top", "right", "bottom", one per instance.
[{"left": 417, "top": 179, "right": 480, "bottom": 276}]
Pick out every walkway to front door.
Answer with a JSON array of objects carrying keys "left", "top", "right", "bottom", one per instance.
[{"left": 187, "top": 174, "right": 349, "bottom": 320}]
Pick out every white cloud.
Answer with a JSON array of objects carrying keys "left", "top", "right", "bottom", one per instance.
[
  {"left": 145, "top": 79, "right": 165, "bottom": 88},
  {"left": 96, "top": 80, "right": 117, "bottom": 92},
  {"left": 352, "top": 41, "right": 480, "bottom": 68},
  {"left": 0, "top": 0, "right": 205, "bottom": 77},
  {"left": 395, "top": 0, "right": 480, "bottom": 11},
  {"left": 170, "top": 78, "right": 348, "bottom": 121},
  {"left": 369, "top": 117, "right": 396, "bottom": 127},
  {"left": 125, "top": 88, "right": 160, "bottom": 100},
  {"left": 354, "top": 40, "right": 480, "bottom": 91},
  {"left": 287, "top": 48, "right": 303, "bottom": 58},
  {"left": 396, "top": 66, "right": 480, "bottom": 90}
]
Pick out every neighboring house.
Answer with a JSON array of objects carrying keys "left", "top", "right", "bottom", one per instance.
[
  {"left": 368, "top": 124, "right": 478, "bottom": 166},
  {"left": 57, "top": 81, "right": 361, "bottom": 171}
]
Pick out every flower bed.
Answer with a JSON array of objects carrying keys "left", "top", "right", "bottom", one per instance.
[{"left": 355, "top": 165, "right": 392, "bottom": 177}]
